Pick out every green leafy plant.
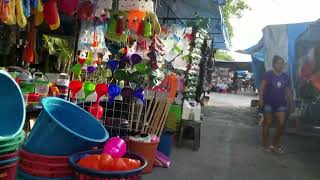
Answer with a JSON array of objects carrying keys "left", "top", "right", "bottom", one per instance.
[
  {"left": 214, "top": 50, "right": 234, "bottom": 61},
  {"left": 222, "top": 0, "right": 251, "bottom": 44},
  {"left": 42, "top": 35, "right": 73, "bottom": 73}
]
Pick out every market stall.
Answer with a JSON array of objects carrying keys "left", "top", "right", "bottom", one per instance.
[
  {"left": 293, "top": 20, "right": 320, "bottom": 136},
  {"left": 245, "top": 22, "right": 311, "bottom": 91},
  {"left": 0, "top": 0, "right": 228, "bottom": 179}
]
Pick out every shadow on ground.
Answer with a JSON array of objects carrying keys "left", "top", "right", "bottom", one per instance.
[{"left": 145, "top": 105, "right": 320, "bottom": 180}]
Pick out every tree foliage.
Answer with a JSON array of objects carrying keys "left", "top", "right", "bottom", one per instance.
[
  {"left": 223, "top": 0, "right": 250, "bottom": 43},
  {"left": 215, "top": 50, "right": 233, "bottom": 61}
]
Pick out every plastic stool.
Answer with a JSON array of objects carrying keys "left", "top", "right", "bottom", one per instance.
[{"left": 178, "top": 120, "right": 201, "bottom": 150}]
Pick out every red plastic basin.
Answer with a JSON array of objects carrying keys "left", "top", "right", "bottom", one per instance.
[
  {"left": 0, "top": 152, "right": 17, "bottom": 161},
  {"left": 19, "top": 148, "right": 68, "bottom": 164},
  {"left": 18, "top": 164, "right": 72, "bottom": 178},
  {"left": 0, "top": 163, "right": 17, "bottom": 180},
  {"left": 19, "top": 158, "right": 71, "bottom": 172}
]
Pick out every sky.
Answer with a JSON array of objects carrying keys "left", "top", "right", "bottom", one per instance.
[{"left": 229, "top": 0, "right": 320, "bottom": 61}]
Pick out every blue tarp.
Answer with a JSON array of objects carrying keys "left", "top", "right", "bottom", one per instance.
[
  {"left": 245, "top": 22, "right": 311, "bottom": 89},
  {"left": 156, "top": 0, "right": 229, "bottom": 50}
]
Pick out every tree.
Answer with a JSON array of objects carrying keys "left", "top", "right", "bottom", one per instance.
[
  {"left": 223, "top": 0, "right": 251, "bottom": 43},
  {"left": 215, "top": 50, "right": 234, "bottom": 61}
]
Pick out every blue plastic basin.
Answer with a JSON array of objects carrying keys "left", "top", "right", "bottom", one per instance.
[
  {"left": 23, "top": 97, "right": 109, "bottom": 156},
  {"left": 0, "top": 70, "right": 25, "bottom": 139}
]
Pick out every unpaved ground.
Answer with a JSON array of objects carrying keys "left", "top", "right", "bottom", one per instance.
[{"left": 145, "top": 93, "right": 320, "bottom": 180}]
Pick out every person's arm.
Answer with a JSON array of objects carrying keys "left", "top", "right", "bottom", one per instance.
[{"left": 259, "top": 80, "right": 267, "bottom": 107}]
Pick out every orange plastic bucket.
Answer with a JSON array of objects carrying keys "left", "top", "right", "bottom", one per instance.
[{"left": 128, "top": 140, "right": 159, "bottom": 174}]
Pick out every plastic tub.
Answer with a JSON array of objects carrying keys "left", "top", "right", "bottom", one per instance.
[
  {"left": 16, "top": 169, "right": 72, "bottom": 180},
  {"left": 0, "top": 144, "right": 21, "bottom": 155},
  {"left": 0, "top": 130, "right": 25, "bottom": 146},
  {"left": 0, "top": 70, "right": 26, "bottom": 139},
  {"left": 69, "top": 149, "right": 147, "bottom": 180},
  {"left": 0, "top": 157, "right": 18, "bottom": 166},
  {"left": 128, "top": 140, "right": 159, "bottom": 174},
  {"left": 18, "top": 164, "right": 72, "bottom": 178},
  {"left": 19, "top": 158, "right": 71, "bottom": 172},
  {"left": 0, "top": 134, "right": 24, "bottom": 155},
  {"left": 19, "top": 147, "right": 69, "bottom": 164},
  {"left": 0, "top": 162, "right": 17, "bottom": 180},
  {"left": 23, "top": 97, "right": 109, "bottom": 155},
  {"left": 0, "top": 151, "right": 17, "bottom": 161}
]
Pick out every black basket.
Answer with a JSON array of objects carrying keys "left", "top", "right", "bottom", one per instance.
[{"left": 69, "top": 150, "right": 147, "bottom": 180}]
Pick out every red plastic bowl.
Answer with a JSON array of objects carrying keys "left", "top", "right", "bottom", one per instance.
[
  {"left": 19, "top": 158, "right": 72, "bottom": 172},
  {"left": 0, "top": 162, "right": 17, "bottom": 180},
  {"left": 0, "top": 151, "right": 17, "bottom": 161},
  {"left": 19, "top": 148, "right": 68, "bottom": 164},
  {"left": 18, "top": 164, "right": 72, "bottom": 178}
]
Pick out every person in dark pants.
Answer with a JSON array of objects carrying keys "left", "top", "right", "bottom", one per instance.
[
  {"left": 233, "top": 71, "right": 238, "bottom": 94},
  {"left": 259, "top": 55, "right": 293, "bottom": 154}
]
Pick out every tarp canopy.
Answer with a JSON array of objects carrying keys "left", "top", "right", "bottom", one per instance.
[
  {"left": 245, "top": 22, "right": 311, "bottom": 89},
  {"left": 156, "top": 0, "right": 229, "bottom": 50},
  {"left": 214, "top": 59, "right": 252, "bottom": 71}
]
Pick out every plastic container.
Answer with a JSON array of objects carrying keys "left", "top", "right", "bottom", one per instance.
[
  {"left": 23, "top": 97, "right": 109, "bottom": 156},
  {"left": 0, "top": 130, "right": 25, "bottom": 145},
  {"left": 182, "top": 101, "right": 201, "bottom": 121},
  {"left": 16, "top": 169, "right": 72, "bottom": 180},
  {"left": 0, "top": 144, "right": 21, "bottom": 155},
  {"left": 157, "top": 132, "right": 174, "bottom": 157},
  {"left": 0, "top": 151, "right": 17, "bottom": 161},
  {"left": 0, "top": 162, "right": 17, "bottom": 180},
  {"left": 19, "top": 148, "right": 69, "bottom": 164},
  {"left": 69, "top": 149, "right": 147, "bottom": 180},
  {"left": 0, "top": 157, "right": 18, "bottom": 166},
  {"left": 128, "top": 140, "right": 159, "bottom": 174},
  {"left": 18, "top": 164, "right": 72, "bottom": 178},
  {"left": 165, "top": 105, "right": 182, "bottom": 131},
  {"left": 19, "top": 158, "right": 71, "bottom": 172},
  {"left": 0, "top": 70, "right": 26, "bottom": 139}
]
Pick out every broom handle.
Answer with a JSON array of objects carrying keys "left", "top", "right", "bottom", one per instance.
[
  {"left": 145, "top": 97, "right": 159, "bottom": 133},
  {"left": 157, "top": 101, "right": 171, "bottom": 136},
  {"left": 129, "top": 101, "right": 135, "bottom": 132},
  {"left": 150, "top": 99, "right": 166, "bottom": 134},
  {"left": 142, "top": 98, "right": 153, "bottom": 132},
  {"left": 135, "top": 103, "right": 143, "bottom": 132}
]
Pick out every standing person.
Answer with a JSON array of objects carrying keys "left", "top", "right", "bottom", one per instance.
[
  {"left": 259, "top": 55, "right": 293, "bottom": 154},
  {"left": 233, "top": 71, "right": 238, "bottom": 94}
]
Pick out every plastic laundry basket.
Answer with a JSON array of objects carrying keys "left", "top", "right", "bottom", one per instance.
[
  {"left": 0, "top": 70, "right": 26, "bottom": 139},
  {"left": 69, "top": 149, "right": 147, "bottom": 180},
  {"left": 23, "top": 97, "right": 109, "bottom": 156}
]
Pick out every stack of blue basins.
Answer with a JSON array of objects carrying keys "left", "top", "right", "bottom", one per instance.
[
  {"left": 17, "top": 97, "right": 109, "bottom": 179},
  {"left": 0, "top": 70, "right": 26, "bottom": 180}
]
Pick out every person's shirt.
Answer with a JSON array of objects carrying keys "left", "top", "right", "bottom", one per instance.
[{"left": 262, "top": 71, "right": 290, "bottom": 106}]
